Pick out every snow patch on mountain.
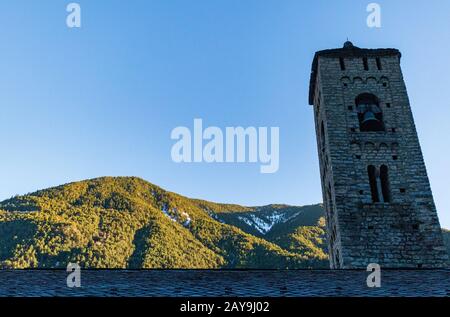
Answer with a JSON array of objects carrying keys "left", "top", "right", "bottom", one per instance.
[
  {"left": 204, "top": 208, "right": 225, "bottom": 224},
  {"left": 237, "top": 216, "right": 253, "bottom": 227},
  {"left": 238, "top": 210, "right": 302, "bottom": 235},
  {"left": 181, "top": 211, "right": 191, "bottom": 227},
  {"left": 249, "top": 214, "right": 275, "bottom": 234},
  {"left": 161, "top": 205, "right": 191, "bottom": 228},
  {"left": 161, "top": 204, "right": 177, "bottom": 222}
]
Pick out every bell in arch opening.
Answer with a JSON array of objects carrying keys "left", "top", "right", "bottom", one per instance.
[{"left": 356, "top": 93, "right": 385, "bottom": 132}]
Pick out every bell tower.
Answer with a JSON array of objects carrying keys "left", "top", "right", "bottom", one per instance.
[{"left": 309, "top": 42, "right": 448, "bottom": 269}]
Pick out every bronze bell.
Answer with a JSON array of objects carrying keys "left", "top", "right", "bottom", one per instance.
[{"left": 361, "top": 110, "right": 384, "bottom": 131}]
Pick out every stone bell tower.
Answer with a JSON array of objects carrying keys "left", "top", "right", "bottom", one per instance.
[{"left": 309, "top": 41, "right": 448, "bottom": 269}]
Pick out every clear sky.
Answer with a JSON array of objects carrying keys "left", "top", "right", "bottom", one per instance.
[{"left": 0, "top": 1, "right": 449, "bottom": 228}]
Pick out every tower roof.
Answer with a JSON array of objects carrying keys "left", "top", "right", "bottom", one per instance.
[
  {"left": 343, "top": 40, "right": 354, "bottom": 49},
  {"left": 308, "top": 43, "right": 401, "bottom": 105}
]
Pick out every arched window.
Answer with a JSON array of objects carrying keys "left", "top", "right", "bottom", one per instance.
[
  {"left": 380, "top": 165, "right": 391, "bottom": 203},
  {"left": 356, "top": 93, "right": 385, "bottom": 132},
  {"left": 368, "top": 165, "right": 379, "bottom": 202},
  {"left": 367, "top": 165, "right": 391, "bottom": 203}
]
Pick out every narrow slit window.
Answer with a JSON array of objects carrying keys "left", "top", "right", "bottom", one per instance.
[
  {"left": 376, "top": 57, "right": 382, "bottom": 70},
  {"left": 335, "top": 249, "right": 341, "bottom": 268},
  {"left": 368, "top": 165, "right": 379, "bottom": 202},
  {"left": 363, "top": 57, "right": 369, "bottom": 71},
  {"left": 320, "top": 121, "right": 325, "bottom": 153},
  {"left": 339, "top": 57, "right": 345, "bottom": 71},
  {"left": 327, "top": 184, "right": 334, "bottom": 218},
  {"left": 380, "top": 165, "right": 391, "bottom": 202}
]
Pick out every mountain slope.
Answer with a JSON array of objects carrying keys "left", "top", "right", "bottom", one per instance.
[
  {"left": 214, "top": 204, "right": 323, "bottom": 237},
  {"left": 211, "top": 203, "right": 328, "bottom": 265},
  {"left": 0, "top": 177, "right": 328, "bottom": 269}
]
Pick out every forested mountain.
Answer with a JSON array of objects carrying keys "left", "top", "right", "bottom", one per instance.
[
  {"left": 1, "top": 177, "right": 448, "bottom": 269},
  {"left": 0, "top": 177, "right": 328, "bottom": 269}
]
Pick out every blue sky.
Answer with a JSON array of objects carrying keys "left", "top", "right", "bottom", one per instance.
[{"left": 0, "top": 1, "right": 449, "bottom": 228}]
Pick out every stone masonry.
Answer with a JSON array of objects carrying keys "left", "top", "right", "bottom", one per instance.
[{"left": 309, "top": 42, "right": 448, "bottom": 269}]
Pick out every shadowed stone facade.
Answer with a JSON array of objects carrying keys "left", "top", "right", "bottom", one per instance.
[{"left": 309, "top": 42, "right": 448, "bottom": 269}]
